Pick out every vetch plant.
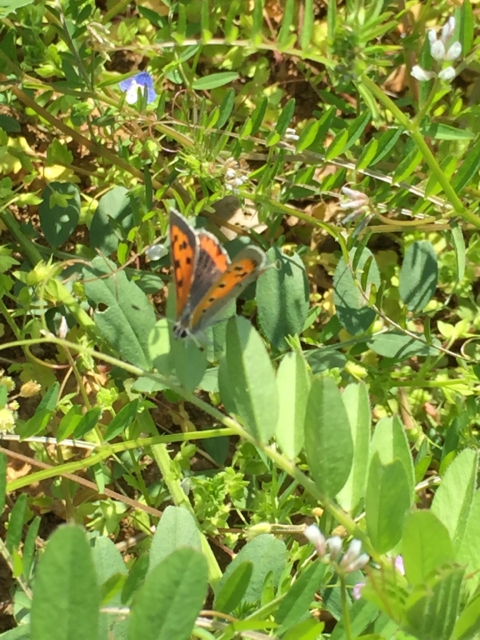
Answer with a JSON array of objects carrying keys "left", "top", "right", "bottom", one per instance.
[{"left": 411, "top": 16, "right": 462, "bottom": 83}]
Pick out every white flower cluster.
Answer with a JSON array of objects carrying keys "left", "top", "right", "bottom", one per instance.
[
  {"left": 304, "top": 524, "right": 369, "bottom": 573},
  {"left": 411, "top": 16, "right": 462, "bottom": 83},
  {"left": 225, "top": 164, "right": 248, "bottom": 194}
]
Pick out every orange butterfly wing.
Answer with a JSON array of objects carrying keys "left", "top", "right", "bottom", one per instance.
[
  {"left": 197, "top": 233, "right": 229, "bottom": 272},
  {"left": 169, "top": 210, "right": 196, "bottom": 317},
  {"left": 190, "top": 246, "right": 266, "bottom": 331}
]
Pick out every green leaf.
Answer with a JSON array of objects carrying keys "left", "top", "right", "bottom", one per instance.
[
  {"left": 399, "top": 241, "right": 438, "bottom": 312},
  {"left": 56, "top": 405, "right": 83, "bottom": 442},
  {"left": 457, "top": 491, "right": 480, "bottom": 595},
  {"left": 452, "top": 139, "right": 480, "bottom": 193},
  {"left": 23, "top": 517, "right": 40, "bottom": 581},
  {"left": 83, "top": 256, "right": 156, "bottom": 369},
  {"left": 0, "top": 626, "right": 31, "bottom": 638},
  {"left": 46, "top": 139, "right": 73, "bottom": 166},
  {"left": 325, "top": 129, "right": 349, "bottom": 160},
  {"left": 19, "top": 408, "right": 52, "bottom": 439},
  {"left": 0, "top": 114, "right": 20, "bottom": 133},
  {"left": 356, "top": 138, "right": 379, "bottom": 171},
  {"left": 170, "top": 336, "right": 207, "bottom": 392},
  {"left": 283, "top": 618, "right": 324, "bottom": 640},
  {"left": 149, "top": 506, "right": 201, "bottom": 573},
  {"left": 455, "top": 0, "right": 473, "bottom": 56},
  {"left": 148, "top": 318, "right": 173, "bottom": 378},
  {"left": 275, "top": 98, "right": 296, "bottom": 136},
  {"left": 305, "top": 348, "right": 346, "bottom": 373},
  {"left": 307, "top": 106, "right": 336, "bottom": 152},
  {"left": 370, "top": 416, "right": 414, "bottom": 501},
  {"left": 330, "top": 599, "right": 381, "bottom": 640},
  {"left": 213, "top": 562, "right": 253, "bottom": 614},
  {"left": 257, "top": 249, "right": 309, "bottom": 349},
  {"left": 217, "top": 88, "right": 235, "bottom": 129},
  {"left": 336, "top": 383, "right": 371, "bottom": 513},
  {"left": 0, "top": 452, "right": 6, "bottom": 516},
  {"left": 366, "top": 455, "right": 410, "bottom": 553},
  {"left": 0, "top": 0, "right": 35, "bottom": 18},
  {"left": 216, "top": 534, "right": 286, "bottom": 604},
  {"left": 104, "top": 399, "right": 141, "bottom": 441},
  {"left": 431, "top": 448, "right": 477, "bottom": 547},
  {"left": 334, "top": 248, "right": 380, "bottom": 335},
  {"left": 305, "top": 377, "right": 353, "bottom": 498},
  {"left": 393, "top": 145, "right": 423, "bottom": 184},
  {"left": 192, "top": 72, "right": 239, "bottom": 90},
  {"left": 73, "top": 407, "right": 101, "bottom": 439},
  {"left": 451, "top": 221, "right": 466, "bottom": 282},
  {"left": 402, "top": 511, "right": 454, "bottom": 584},
  {"left": 91, "top": 536, "right": 129, "bottom": 639},
  {"left": 278, "top": 0, "right": 295, "bottom": 47},
  {"left": 6, "top": 493, "right": 27, "bottom": 554},
  {"left": 423, "top": 123, "right": 474, "bottom": 141},
  {"left": 423, "top": 122, "right": 475, "bottom": 140},
  {"left": 275, "top": 562, "right": 325, "bottom": 632},
  {"left": 90, "top": 187, "right": 135, "bottom": 255},
  {"left": 367, "top": 330, "right": 439, "bottom": 359},
  {"left": 370, "top": 128, "right": 402, "bottom": 166},
  {"left": 454, "top": 591, "right": 480, "bottom": 640},
  {"left": 249, "top": 97, "right": 268, "bottom": 136},
  {"left": 38, "top": 182, "right": 80, "bottom": 248},
  {"left": 300, "top": 0, "right": 313, "bottom": 50},
  {"left": 275, "top": 351, "right": 311, "bottom": 458},
  {"left": 31, "top": 526, "right": 100, "bottom": 640},
  {"left": 403, "top": 565, "right": 464, "bottom": 640},
  {"left": 343, "top": 111, "right": 371, "bottom": 152},
  {"left": 223, "top": 317, "right": 278, "bottom": 442},
  {"left": 128, "top": 548, "right": 208, "bottom": 640}
]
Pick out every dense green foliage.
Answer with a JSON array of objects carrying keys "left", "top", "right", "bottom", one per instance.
[{"left": 0, "top": 0, "right": 480, "bottom": 638}]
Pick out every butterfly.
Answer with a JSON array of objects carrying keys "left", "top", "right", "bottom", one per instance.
[{"left": 169, "top": 208, "right": 267, "bottom": 339}]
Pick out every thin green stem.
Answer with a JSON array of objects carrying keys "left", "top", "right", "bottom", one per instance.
[
  {"left": 340, "top": 574, "right": 353, "bottom": 640},
  {"left": 360, "top": 74, "right": 480, "bottom": 229}
]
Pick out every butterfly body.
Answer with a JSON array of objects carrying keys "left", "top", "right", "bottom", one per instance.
[{"left": 170, "top": 209, "right": 267, "bottom": 339}]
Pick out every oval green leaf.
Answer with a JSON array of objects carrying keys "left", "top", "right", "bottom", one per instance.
[
  {"left": 224, "top": 316, "right": 278, "bottom": 443},
  {"left": 192, "top": 72, "right": 239, "bottom": 90},
  {"left": 334, "top": 248, "right": 380, "bottom": 335},
  {"left": 399, "top": 241, "right": 438, "bottom": 312},
  {"left": 38, "top": 182, "right": 80, "bottom": 248},
  {"left": 257, "top": 249, "right": 309, "bottom": 350},
  {"left": 304, "top": 376, "right": 353, "bottom": 498},
  {"left": 31, "top": 526, "right": 100, "bottom": 640},
  {"left": 128, "top": 548, "right": 208, "bottom": 640}
]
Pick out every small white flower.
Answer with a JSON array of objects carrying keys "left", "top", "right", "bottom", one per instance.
[
  {"left": 225, "top": 168, "right": 236, "bottom": 179},
  {"left": 284, "top": 127, "right": 299, "bottom": 142},
  {"left": 352, "top": 582, "right": 365, "bottom": 599},
  {"left": 344, "top": 553, "right": 370, "bottom": 573},
  {"left": 411, "top": 65, "right": 436, "bottom": 82},
  {"left": 445, "top": 41, "right": 462, "bottom": 61},
  {"left": 58, "top": 316, "right": 68, "bottom": 339},
  {"left": 428, "top": 29, "right": 437, "bottom": 45},
  {"left": 304, "top": 524, "right": 327, "bottom": 556},
  {"left": 145, "top": 244, "right": 168, "bottom": 261},
  {"left": 326, "top": 536, "right": 343, "bottom": 560},
  {"left": 340, "top": 539, "right": 363, "bottom": 568},
  {"left": 438, "top": 66, "right": 456, "bottom": 82},
  {"left": 395, "top": 555, "right": 405, "bottom": 575},
  {"left": 430, "top": 39, "right": 446, "bottom": 61},
  {"left": 441, "top": 16, "right": 455, "bottom": 43}
]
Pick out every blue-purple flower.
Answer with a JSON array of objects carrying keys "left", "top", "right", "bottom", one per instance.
[{"left": 119, "top": 71, "right": 157, "bottom": 105}]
